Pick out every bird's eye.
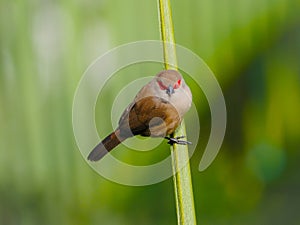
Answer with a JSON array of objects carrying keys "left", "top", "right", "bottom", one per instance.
[
  {"left": 157, "top": 80, "right": 168, "bottom": 90},
  {"left": 173, "top": 79, "right": 181, "bottom": 89}
]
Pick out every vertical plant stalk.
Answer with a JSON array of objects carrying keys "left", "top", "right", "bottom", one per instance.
[{"left": 158, "top": 0, "right": 197, "bottom": 224}]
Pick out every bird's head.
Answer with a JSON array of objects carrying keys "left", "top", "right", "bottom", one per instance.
[{"left": 156, "top": 70, "right": 183, "bottom": 97}]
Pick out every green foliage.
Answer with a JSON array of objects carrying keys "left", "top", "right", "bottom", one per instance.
[{"left": 158, "top": 0, "right": 196, "bottom": 224}]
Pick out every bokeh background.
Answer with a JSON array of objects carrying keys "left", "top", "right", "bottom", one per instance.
[{"left": 1, "top": 0, "right": 300, "bottom": 224}]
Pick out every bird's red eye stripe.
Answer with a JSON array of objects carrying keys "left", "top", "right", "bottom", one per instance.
[
  {"left": 173, "top": 79, "right": 181, "bottom": 89},
  {"left": 157, "top": 80, "right": 168, "bottom": 90}
]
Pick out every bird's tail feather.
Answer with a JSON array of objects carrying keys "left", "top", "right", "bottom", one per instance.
[{"left": 87, "top": 129, "right": 125, "bottom": 161}]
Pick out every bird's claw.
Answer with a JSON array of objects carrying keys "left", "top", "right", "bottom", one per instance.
[{"left": 165, "top": 136, "right": 192, "bottom": 145}]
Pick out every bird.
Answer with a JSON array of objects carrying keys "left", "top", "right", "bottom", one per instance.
[{"left": 87, "top": 69, "right": 192, "bottom": 161}]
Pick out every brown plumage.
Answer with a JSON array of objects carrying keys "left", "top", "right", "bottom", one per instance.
[{"left": 87, "top": 70, "right": 192, "bottom": 161}]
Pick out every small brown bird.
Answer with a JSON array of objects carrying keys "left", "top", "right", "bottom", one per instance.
[{"left": 88, "top": 70, "right": 192, "bottom": 161}]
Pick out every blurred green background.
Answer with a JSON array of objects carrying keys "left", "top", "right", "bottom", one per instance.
[{"left": 1, "top": 0, "right": 300, "bottom": 224}]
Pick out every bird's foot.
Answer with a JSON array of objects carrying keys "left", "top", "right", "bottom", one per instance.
[{"left": 165, "top": 136, "right": 192, "bottom": 145}]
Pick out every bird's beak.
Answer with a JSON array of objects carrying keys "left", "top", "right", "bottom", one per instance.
[{"left": 166, "top": 85, "right": 175, "bottom": 96}]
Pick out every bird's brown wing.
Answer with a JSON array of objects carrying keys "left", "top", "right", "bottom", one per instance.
[
  {"left": 118, "top": 84, "right": 150, "bottom": 125},
  {"left": 119, "top": 96, "right": 181, "bottom": 137}
]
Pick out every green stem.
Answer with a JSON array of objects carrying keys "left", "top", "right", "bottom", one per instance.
[{"left": 158, "top": 0, "right": 197, "bottom": 224}]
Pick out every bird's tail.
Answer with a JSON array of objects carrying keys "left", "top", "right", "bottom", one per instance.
[{"left": 87, "top": 129, "right": 125, "bottom": 161}]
